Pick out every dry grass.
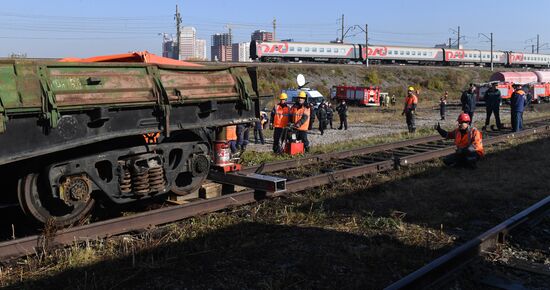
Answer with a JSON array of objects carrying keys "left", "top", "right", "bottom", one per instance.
[{"left": 2, "top": 129, "right": 550, "bottom": 289}]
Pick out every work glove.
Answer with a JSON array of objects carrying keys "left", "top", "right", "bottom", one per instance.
[{"left": 433, "top": 122, "right": 441, "bottom": 131}]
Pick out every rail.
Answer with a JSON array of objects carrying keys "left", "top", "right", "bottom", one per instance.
[{"left": 384, "top": 195, "right": 550, "bottom": 290}]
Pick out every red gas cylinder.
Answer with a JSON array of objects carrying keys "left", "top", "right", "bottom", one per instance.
[{"left": 214, "top": 141, "right": 232, "bottom": 166}]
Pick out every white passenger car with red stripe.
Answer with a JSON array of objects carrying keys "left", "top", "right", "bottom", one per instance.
[
  {"left": 443, "top": 49, "right": 507, "bottom": 64},
  {"left": 365, "top": 45, "right": 443, "bottom": 63},
  {"left": 250, "top": 40, "right": 362, "bottom": 63}
]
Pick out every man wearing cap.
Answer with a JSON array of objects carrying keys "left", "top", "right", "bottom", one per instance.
[
  {"left": 402, "top": 86, "right": 418, "bottom": 133},
  {"left": 435, "top": 113, "right": 484, "bottom": 168},
  {"left": 290, "top": 91, "right": 311, "bottom": 152},
  {"left": 460, "top": 83, "right": 477, "bottom": 124},
  {"left": 510, "top": 84, "right": 528, "bottom": 132},
  {"left": 483, "top": 83, "right": 502, "bottom": 130},
  {"left": 270, "top": 93, "right": 290, "bottom": 154}
]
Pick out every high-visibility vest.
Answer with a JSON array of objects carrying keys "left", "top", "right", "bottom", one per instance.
[
  {"left": 290, "top": 105, "right": 310, "bottom": 131},
  {"left": 225, "top": 125, "right": 237, "bottom": 141},
  {"left": 452, "top": 127, "right": 484, "bottom": 157},
  {"left": 273, "top": 104, "right": 289, "bottom": 128},
  {"left": 405, "top": 94, "right": 418, "bottom": 109}
]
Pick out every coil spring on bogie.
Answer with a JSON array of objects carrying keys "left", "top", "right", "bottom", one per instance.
[
  {"left": 118, "top": 161, "right": 132, "bottom": 194},
  {"left": 148, "top": 166, "right": 166, "bottom": 192},
  {"left": 132, "top": 170, "right": 150, "bottom": 196},
  {"left": 118, "top": 154, "right": 166, "bottom": 196}
]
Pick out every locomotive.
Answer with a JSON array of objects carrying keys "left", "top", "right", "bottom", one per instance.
[
  {"left": 250, "top": 40, "right": 550, "bottom": 68},
  {"left": 0, "top": 59, "right": 259, "bottom": 226}
]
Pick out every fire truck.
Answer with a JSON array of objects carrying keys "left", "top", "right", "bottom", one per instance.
[{"left": 331, "top": 85, "right": 381, "bottom": 106}]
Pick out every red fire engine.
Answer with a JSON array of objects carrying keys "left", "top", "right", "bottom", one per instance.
[{"left": 332, "top": 85, "right": 381, "bottom": 106}]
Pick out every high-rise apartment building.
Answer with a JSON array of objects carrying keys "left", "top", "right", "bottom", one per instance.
[
  {"left": 211, "top": 33, "right": 233, "bottom": 62},
  {"left": 179, "top": 26, "right": 196, "bottom": 60},
  {"left": 232, "top": 42, "right": 251, "bottom": 62},
  {"left": 195, "top": 39, "right": 207, "bottom": 60},
  {"left": 251, "top": 30, "right": 273, "bottom": 42}
]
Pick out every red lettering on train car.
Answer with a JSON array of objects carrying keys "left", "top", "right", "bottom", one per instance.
[
  {"left": 509, "top": 53, "right": 524, "bottom": 63},
  {"left": 362, "top": 46, "right": 388, "bottom": 58},
  {"left": 445, "top": 50, "right": 465, "bottom": 60},
  {"left": 258, "top": 42, "right": 289, "bottom": 57}
]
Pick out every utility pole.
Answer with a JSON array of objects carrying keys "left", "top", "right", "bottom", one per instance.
[
  {"left": 175, "top": 5, "right": 182, "bottom": 60},
  {"left": 273, "top": 18, "right": 277, "bottom": 41},
  {"left": 532, "top": 44, "right": 535, "bottom": 53},
  {"left": 490, "top": 32, "right": 493, "bottom": 71},
  {"left": 457, "top": 26, "right": 461, "bottom": 49},
  {"left": 365, "top": 24, "right": 369, "bottom": 68},
  {"left": 341, "top": 14, "right": 344, "bottom": 42},
  {"left": 537, "top": 34, "right": 540, "bottom": 53},
  {"left": 479, "top": 32, "right": 494, "bottom": 71},
  {"left": 449, "top": 38, "right": 452, "bottom": 48}
]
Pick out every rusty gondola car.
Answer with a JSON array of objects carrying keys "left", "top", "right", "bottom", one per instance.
[{"left": 0, "top": 60, "right": 259, "bottom": 225}]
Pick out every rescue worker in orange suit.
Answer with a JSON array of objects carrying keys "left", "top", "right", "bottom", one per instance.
[
  {"left": 290, "top": 91, "right": 311, "bottom": 152},
  {"left": 225, "top": 125, "right": 238, "bottom": 154},
  {"left": 435, "top": 113, "right": 484, "bottom": 168},
  {"left": 270, "top": 93, "right": 290, "bottom": 154},
  {"left": 402, "top": 86, "right": 418, "bottom": 133}
]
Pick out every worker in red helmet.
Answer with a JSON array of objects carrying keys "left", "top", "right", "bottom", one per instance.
[{"left": 435, "top": 113, "right": 484, "bottom": 168}]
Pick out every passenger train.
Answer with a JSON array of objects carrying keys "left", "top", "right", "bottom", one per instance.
[{"left": 250, "top": 40, "right": 550, "bottom": 68}]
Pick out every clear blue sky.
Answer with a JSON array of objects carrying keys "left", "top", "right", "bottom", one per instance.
[{"left": 1, "top": 0, "right": 549, "bottom": 58}]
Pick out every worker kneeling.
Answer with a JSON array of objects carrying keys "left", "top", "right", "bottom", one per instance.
[{"left": 435, "top": 113, "right": 484, "bottom": 168}]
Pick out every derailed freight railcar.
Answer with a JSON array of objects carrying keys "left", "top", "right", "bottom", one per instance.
[{"left": 0, "top": 60, "right": 259, "bottom": 225}]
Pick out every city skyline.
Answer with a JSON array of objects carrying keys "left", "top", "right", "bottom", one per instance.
[{"left": 0, "top": 0, "right": 549, "bottom": 58}]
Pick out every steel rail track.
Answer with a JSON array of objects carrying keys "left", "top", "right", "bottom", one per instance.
[
  {"left": 1, "top": 119, "right": 549, "bottom": 261},
  {"left": 384, "top": 195, "right": 550, "bottom": 290}
]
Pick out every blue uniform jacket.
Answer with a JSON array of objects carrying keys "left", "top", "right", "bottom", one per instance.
[{"left": 510, "top": 90, "right": 528, "bottom": 112}]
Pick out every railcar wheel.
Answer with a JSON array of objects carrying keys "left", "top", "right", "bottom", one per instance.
[
  {"left": 17, "top": 173, "right": 95, "bottom": 226},
  {"left": 170, "top": 154, "right": 210, "bottom": 196}
]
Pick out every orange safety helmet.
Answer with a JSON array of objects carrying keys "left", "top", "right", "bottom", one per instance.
[{"left": 457, "top": 113, "right": 471, "bottom": 123}]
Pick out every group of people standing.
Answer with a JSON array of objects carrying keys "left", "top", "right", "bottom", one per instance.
[
  {"left": 454, "top": 82, "right": 529, "bottom": 132},
  {"left": 268, "top": 92, "right": 352, "bottom": 154}
]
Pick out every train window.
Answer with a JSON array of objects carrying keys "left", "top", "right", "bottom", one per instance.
[
  {"left": 423, "top": 52, "right": 427, "bottom": 56},
  {"left": 340, "top": 48, "right": 345, "bottom": 53},
  {"left": 400, "top": 51, "right": 404, "bottom": 55},
  {"left": 327, "top": 48, "right": 331, "bottom": 52},
  {"left": 388, "top": 50, "right": 392, "bottom": 55},
  {"left": 417, "top": 51, "right": 421, "bottom": 55},
  {"left": 290, "top": 47, "right": 294, "bottom": 52},
  {"left": 393, "top": 50, "right": 398, "bottom": 55},
  {"left": 274, "top": 46, "right": 279, "bottom": 52},
  {"left": 406, "top": 51, "right": 410, "bottom": 55},
  {"left": 297, "top": 47, "right": 302, "bottom": 52},
  {"left": 319, "top": 48, "right": 324, "bottom": 52},
  {"left": 412, "top": 51, "right": 416, "bottom": 55},
  {"left": 305, "top": 47, "right": 310, "bottom": 52},
  {"left": 312, "top": 48, "right": 317, "bottom": 52}
]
